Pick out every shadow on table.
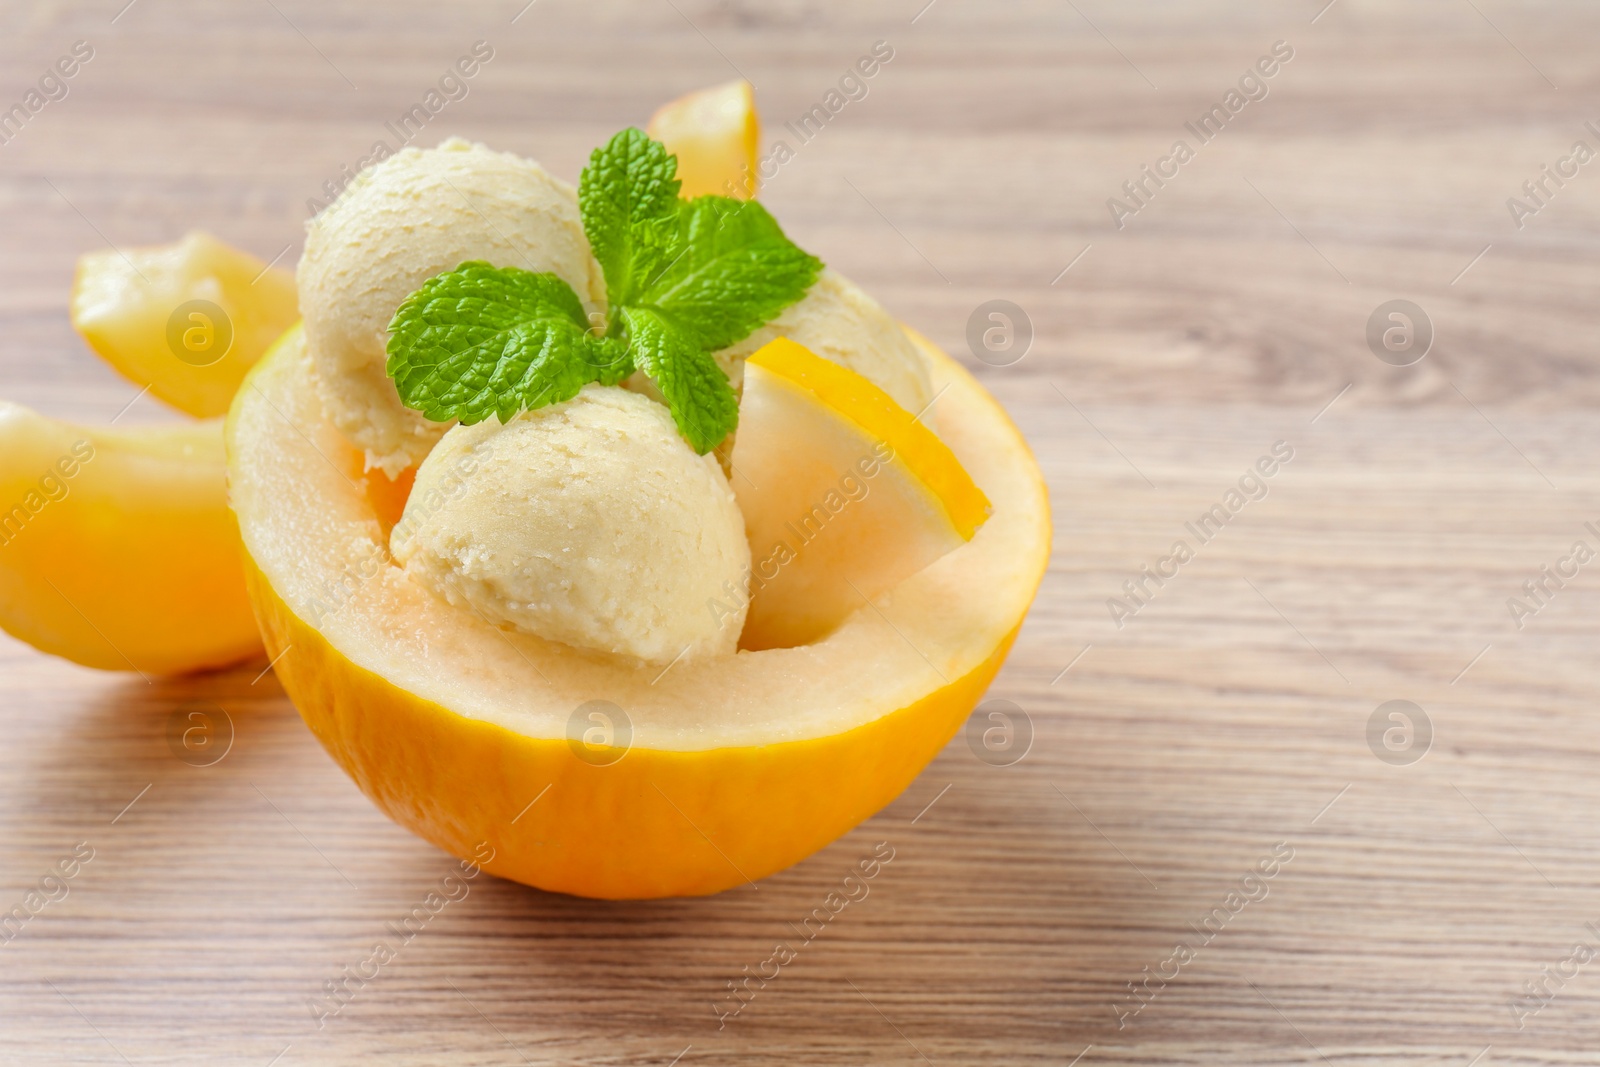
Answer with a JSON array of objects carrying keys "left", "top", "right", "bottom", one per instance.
[
  {"left": 389, "top": 735, "right": 1142, "bottom": 1053},
  {"left": 23, "top": 659, "right": 297, "bottom": 814},
  {"left": 20, "top": 675, "right": 1136, "bottom": 1055}
]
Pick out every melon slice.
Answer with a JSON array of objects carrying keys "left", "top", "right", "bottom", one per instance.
[
  {"left": 647, "top": 79, "right": 759, "bottom": 199},
  {"left": 226, "top": 323, "right": 1049, "bottom": 899},
  {"left": 72, "top": 231, "right": 300, "bottom": 418},
  {"left": 732, "top": 337, "right": 991, "bottom": 650},
  {"left": 0, "top": 402, "right": 262, "bottom": 673}
]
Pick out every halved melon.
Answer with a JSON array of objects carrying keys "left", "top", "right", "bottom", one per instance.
[
  {"left": 72, "top": 231, "right": 300, "bottom": 418},
  {"left": 733, "top": 337, "right": 991, "bottom": 650},
  {"left": 226, "top": 324, "right": 1049, "bottom": 899},
  {"left": 647, "top": 79, "right": 759, "bottom": 199},
  {"left": 0, "top": 402, "right": 262, "bottom": 674}
]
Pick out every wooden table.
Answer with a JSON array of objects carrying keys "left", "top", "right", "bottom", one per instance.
[{"left": 4, "top": 0, "right": 1600, "bottom": 1062}]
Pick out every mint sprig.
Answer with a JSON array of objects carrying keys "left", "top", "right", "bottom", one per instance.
[{"left": 385, "top": 127, "right": 822, "bottom": 454}]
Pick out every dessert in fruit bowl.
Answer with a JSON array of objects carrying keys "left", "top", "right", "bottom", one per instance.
[{"left": 1, "top": 81, "right": 1049, "bottom": 899}]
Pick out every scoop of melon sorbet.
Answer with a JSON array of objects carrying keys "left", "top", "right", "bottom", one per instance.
[
  {"left": 299, "top": 138, "right": 603, "bottom": 477},
  {"left": 389, "top": 384, "right": 751, "bottom": 665}
]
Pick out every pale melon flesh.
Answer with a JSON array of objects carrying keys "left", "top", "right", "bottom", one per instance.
[{"left": 732, "top": 357, "right": 973, "bottom": 651}]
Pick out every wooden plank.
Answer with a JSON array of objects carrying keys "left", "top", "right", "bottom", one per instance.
[{"left": 3, "top": 1, "right": 1599, "bottom": 1062}]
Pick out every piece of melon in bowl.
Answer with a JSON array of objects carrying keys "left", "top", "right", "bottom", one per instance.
[
  {"left": 647, "top": 79, "right": 758, "bottom": 199},
  {"left": 730, "top": 337, "right": 992, "bottom": 650}
]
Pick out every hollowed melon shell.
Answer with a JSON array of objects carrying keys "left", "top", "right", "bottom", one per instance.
[{"left": 227, "top": 324, "right": 1049, "bottom": 898}]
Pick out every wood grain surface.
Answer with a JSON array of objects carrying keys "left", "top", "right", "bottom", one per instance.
[{"left": 5, "top": 0, "right": 1600, "bottom": 1063}]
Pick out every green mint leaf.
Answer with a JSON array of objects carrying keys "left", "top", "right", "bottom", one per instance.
[
  {"left": 578, "top": 128, "right": 681, "bottom": 306},
  {"left": 584, "top": 333, "right": 637, "bottom": 386},
  {"left": 385, "top": 129, "right": 824, "bottom": 457},
  {"left": 634, "top": 195, "right": 822, "bottom": 352},
  {"left": 620, "top": 306, "right": 738, "bottom": 455},
  {"left": 386, "top": 261, "right": 605, "bottom": 425}
]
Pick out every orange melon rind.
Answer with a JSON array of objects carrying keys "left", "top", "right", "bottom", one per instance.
[{"left": 246, "top": 551, "right": 1018, "bottom": 898}]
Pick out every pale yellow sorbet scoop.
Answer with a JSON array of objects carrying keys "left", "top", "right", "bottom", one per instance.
[
  {"left": 299, "top": 138, "right": 604, "bottom": 477},
  {"left": 389, "top": 385, "right": 751, "bottom": 665}
]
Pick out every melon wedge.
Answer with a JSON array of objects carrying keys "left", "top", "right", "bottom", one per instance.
[
  {"left": 72, "top": 231, "right": 300, "bottom": 418},
  {"left": 732, "top": 337, "right": 991, "bottom": 650},
  {"left": 226, "top": 324, "right": 1049, "bottom": 899},
  {"left": 647, "top": 79, "right": 759, "bottom": 199},
  {"left": 0, "top": 402, "right": 262, "bottom": 674}
]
